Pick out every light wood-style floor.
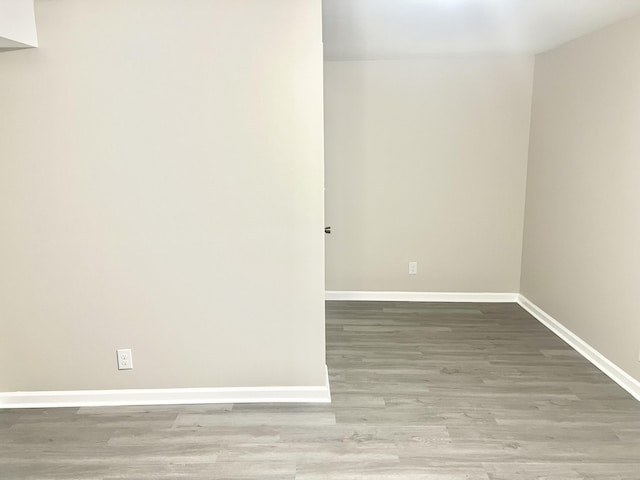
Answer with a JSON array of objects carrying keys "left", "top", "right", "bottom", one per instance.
[{"left": 1, "top": 301, "right": 639, "bottom": 479}]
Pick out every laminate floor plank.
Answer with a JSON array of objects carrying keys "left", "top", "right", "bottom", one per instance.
[{"left": 1, "top": 301, "right": 639, "bottom": 479}]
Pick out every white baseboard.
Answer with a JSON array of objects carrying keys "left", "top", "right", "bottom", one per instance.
[
  {"left": 518, "top": 295, "right": 640, "bottom": 402},
  {"left": 326, "top": 291, "right": 519, "bottom": 303},
  {"left": 0, "top": 366, "right": 331, "bottom": 409},
  {"left": 5, "top": 294, "right": 639, "bottom": 407}
]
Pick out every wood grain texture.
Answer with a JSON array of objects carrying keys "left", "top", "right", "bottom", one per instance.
[{"left": 1, "top": 301, "right": 639, "bottom": 479}]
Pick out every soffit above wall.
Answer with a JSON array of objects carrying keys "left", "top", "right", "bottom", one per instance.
[
  {"left": 0, "top": 0, "right": 38, "bottom": 50},
  {"left": 322, "top": 0, "right": 640, "bottom": 60}
]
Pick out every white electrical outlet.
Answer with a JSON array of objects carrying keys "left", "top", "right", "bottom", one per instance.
[
  {"left": 116, "top": 348, "right": 133, "bottom": 370},
  {"left": 408, "top": 261, "right": 418, "bottom": 275}
]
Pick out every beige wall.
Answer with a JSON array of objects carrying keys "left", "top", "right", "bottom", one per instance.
[
  {"left": 522, "top": 16, "right": 640, "bottom": 382},
  {"left": 0, "top": 0, "right": 326, "bottom": 391},
  {"left": 324, "top": 58, "right": 533, "bottom": 293}
]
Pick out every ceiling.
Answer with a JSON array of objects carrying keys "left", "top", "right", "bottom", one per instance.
[{"left": 322, "top": 0, "right": 640, "bottom": 60}]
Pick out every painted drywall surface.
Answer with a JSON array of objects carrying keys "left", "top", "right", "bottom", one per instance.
[
  {"left": 0, "top": 0, "right": 326, "bottom": 391},
  {"left": 521, "top": 16, "right": 640, "bottom": 382},
  {"left": 324, "top": 58, "right": 533, "bottom": 292},
  {"left": 0, "top": 0, "right": 38, "bottom": 47}
]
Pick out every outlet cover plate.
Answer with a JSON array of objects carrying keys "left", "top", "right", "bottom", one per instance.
[{"left": 116, "top": 349, "right": 133, "bottom": 370}]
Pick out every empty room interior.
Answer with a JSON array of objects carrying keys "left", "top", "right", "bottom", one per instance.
[{"left": 1, "top": 0, "right": 640, "bottom": 478}]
